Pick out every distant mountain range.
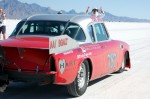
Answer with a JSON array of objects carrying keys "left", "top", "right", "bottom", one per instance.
[{"left": 0, "top": 0, "right": 150, "bottom": 22}]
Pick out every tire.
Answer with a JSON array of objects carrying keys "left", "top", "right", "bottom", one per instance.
[
  {"left": 67, "top": 60, "right": 90, "bottom": 97},
  {"left": 117, "top": 53, "right": 127, "bottom": 73}
]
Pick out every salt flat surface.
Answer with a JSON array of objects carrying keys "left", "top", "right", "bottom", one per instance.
[
  {"left": 105, "top": 22, "right": 150, "bottom": 41},
  {"left": 4, "top": 19, "right": 20, "bottom": 39},
  {"left": 1, "top": 21, "right": 150, "bottom": 99}
]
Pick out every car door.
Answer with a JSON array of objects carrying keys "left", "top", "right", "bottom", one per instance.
[
  {"left": 86, "top": 24, "right": 108, "bottom": 79},
  {"left": 94, "top": 23, "right": 119, "bottom": 74},
  {"left": 101, "top": 23, "right": 120, "bottom": 73},
  {"left": 86, "top": 23, "right": 112, "bottom": 79},
  {"left": 92, "top": 23, "right": 111, "bottom": 76}
]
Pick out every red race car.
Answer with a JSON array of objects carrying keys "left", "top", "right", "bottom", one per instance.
[{"left": 0, "top": 14, "right": 131, "bottom": 96}]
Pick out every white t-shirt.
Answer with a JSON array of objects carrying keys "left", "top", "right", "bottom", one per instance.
[
  {"left": 0, "top": 14, "right": 6, "bottom": 27},
  {"left": 91, "top": 12, "right": 105, "bottom": 19}
]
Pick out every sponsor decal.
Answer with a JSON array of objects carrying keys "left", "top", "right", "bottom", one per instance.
[
  {"left": 66, "top": 60, "right": 76, "bottom": 67},
  {"left": 108, "top": 53, "right": 117, "bottom": 69},
  {"left": 83, "top": 44, "right": 100, "bottom": 51},
  {"left": 77, "top": 52, "right": 92, "bottom": 59},
  {"left": 59, "top": 59, "right": 66, "bottom": 74},
  {"left": 58, "top": 59, "right": 76, "bottom": 74},
  {"left": 49, "top": 38, "right": 68, "bottom": 49},
  {"left": 49, "top": 35, "right": 79, "bottom": 54}
]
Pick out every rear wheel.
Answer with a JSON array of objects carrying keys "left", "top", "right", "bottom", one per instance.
[{"left": 67, "top": 60, "right": 90, "bottom": 97}]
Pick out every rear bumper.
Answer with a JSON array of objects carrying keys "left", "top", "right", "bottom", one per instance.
[{"left": 0, "top": 71, "right": 55, "bottom": 85}]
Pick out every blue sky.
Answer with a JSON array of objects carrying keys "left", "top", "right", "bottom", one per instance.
[{"left": 11, "top": 0, "right": 150, "bottom": 19}]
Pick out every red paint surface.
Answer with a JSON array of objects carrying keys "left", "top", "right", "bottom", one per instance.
[{"left": 0, "top": 36, "right": 130, "bottom": 85}]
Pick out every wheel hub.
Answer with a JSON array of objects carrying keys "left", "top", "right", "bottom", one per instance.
[{"left": 77, "top": 63, "right": 86, "bottom": 89}]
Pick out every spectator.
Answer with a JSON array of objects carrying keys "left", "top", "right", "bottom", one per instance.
[
  {"left": 0, "top": 8, "right": 6, "bottom": 40},
  {"left": 86, "top": 6, "right": 105, "bottom": 20}
]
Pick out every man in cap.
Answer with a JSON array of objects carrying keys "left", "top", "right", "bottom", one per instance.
[{"left": 86, "top": 6, "right": 105, "bottom": 20}]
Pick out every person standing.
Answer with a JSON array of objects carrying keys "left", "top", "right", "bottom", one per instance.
[
  {"left": 86, "top": 6, "right": 105, "bottom": 21},
  {"left": 91, "top": 7, "right": 105, "bottom": 18},
  {"left": 0, "top": 9, "right": 9, "bottom": 91},
  {"left": 0, "top": 8, "right": 6, "bottom": 40}
]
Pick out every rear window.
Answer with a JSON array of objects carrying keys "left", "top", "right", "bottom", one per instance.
[
  {"left": 10, "top": 21, "right": 66, "bottom": 36},
  {"left": 10, "top": 21, "right": 86, "bottom": 41}
]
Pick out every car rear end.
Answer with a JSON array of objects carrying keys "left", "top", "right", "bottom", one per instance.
[{"left": 0, "top": 38, "right": 57, "bottom": 85}]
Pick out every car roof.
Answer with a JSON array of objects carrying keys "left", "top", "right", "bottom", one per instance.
[
  {"left": 20, "top": 14, "right": 105, "bottom": 44},
  {"left": 21, "top": 14, "right": 103, "bottom": 26}
]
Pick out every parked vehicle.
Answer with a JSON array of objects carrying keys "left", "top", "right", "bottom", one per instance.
[{"left": 0, "top": 14, "right": 131, "bottom": 96}]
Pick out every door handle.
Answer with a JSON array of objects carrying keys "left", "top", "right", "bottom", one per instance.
[{"left": 101, "top": 46, "right": 106, "bottom": 49}]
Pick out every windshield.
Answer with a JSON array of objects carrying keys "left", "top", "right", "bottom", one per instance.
[{"left": 10, "top": 21, "right": 86, "bottom": 41}]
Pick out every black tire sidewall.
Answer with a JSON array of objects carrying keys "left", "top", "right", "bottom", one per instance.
[{"left": 75, "top": 60, "right": 89, "bottom": 96}]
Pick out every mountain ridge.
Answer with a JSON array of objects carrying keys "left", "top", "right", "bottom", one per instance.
[{"left": 0, "top": 0, "right": 150, "bottom": 22}]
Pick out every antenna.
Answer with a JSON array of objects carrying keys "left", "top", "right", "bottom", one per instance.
[
  {"left": 3, "top": 0, "right": 5, "bottom": 9},
  {"left": 3, "top": 0, "right": 7, "bottom": 12}
]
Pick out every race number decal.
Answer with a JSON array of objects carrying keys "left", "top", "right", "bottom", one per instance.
[
  {"left": 59, "top": 59, "right": 66, "bottom": 74},
  {"left": 108, "top": 53, "right": 117, "bottom": 69}
]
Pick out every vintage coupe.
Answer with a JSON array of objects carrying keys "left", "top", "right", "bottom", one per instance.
[{"left": 0, "top": 14, "right": 131, "bottom": 96}]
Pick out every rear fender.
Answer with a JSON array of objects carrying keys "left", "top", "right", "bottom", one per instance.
[
  {"left": 119, "top": 42, "right": 131, "bottom": 69},
  {"left": 53, "top": 47, "right": 93, "bottom": 85},
  {"left": 52, "top": 50, "right": 83, "bottom": 85},
  {"left": 121, "top": 48, "right": 131, "bottom": 69},
  {"left": 124, "top": 51, "right": 131, "bottom": 68}
]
